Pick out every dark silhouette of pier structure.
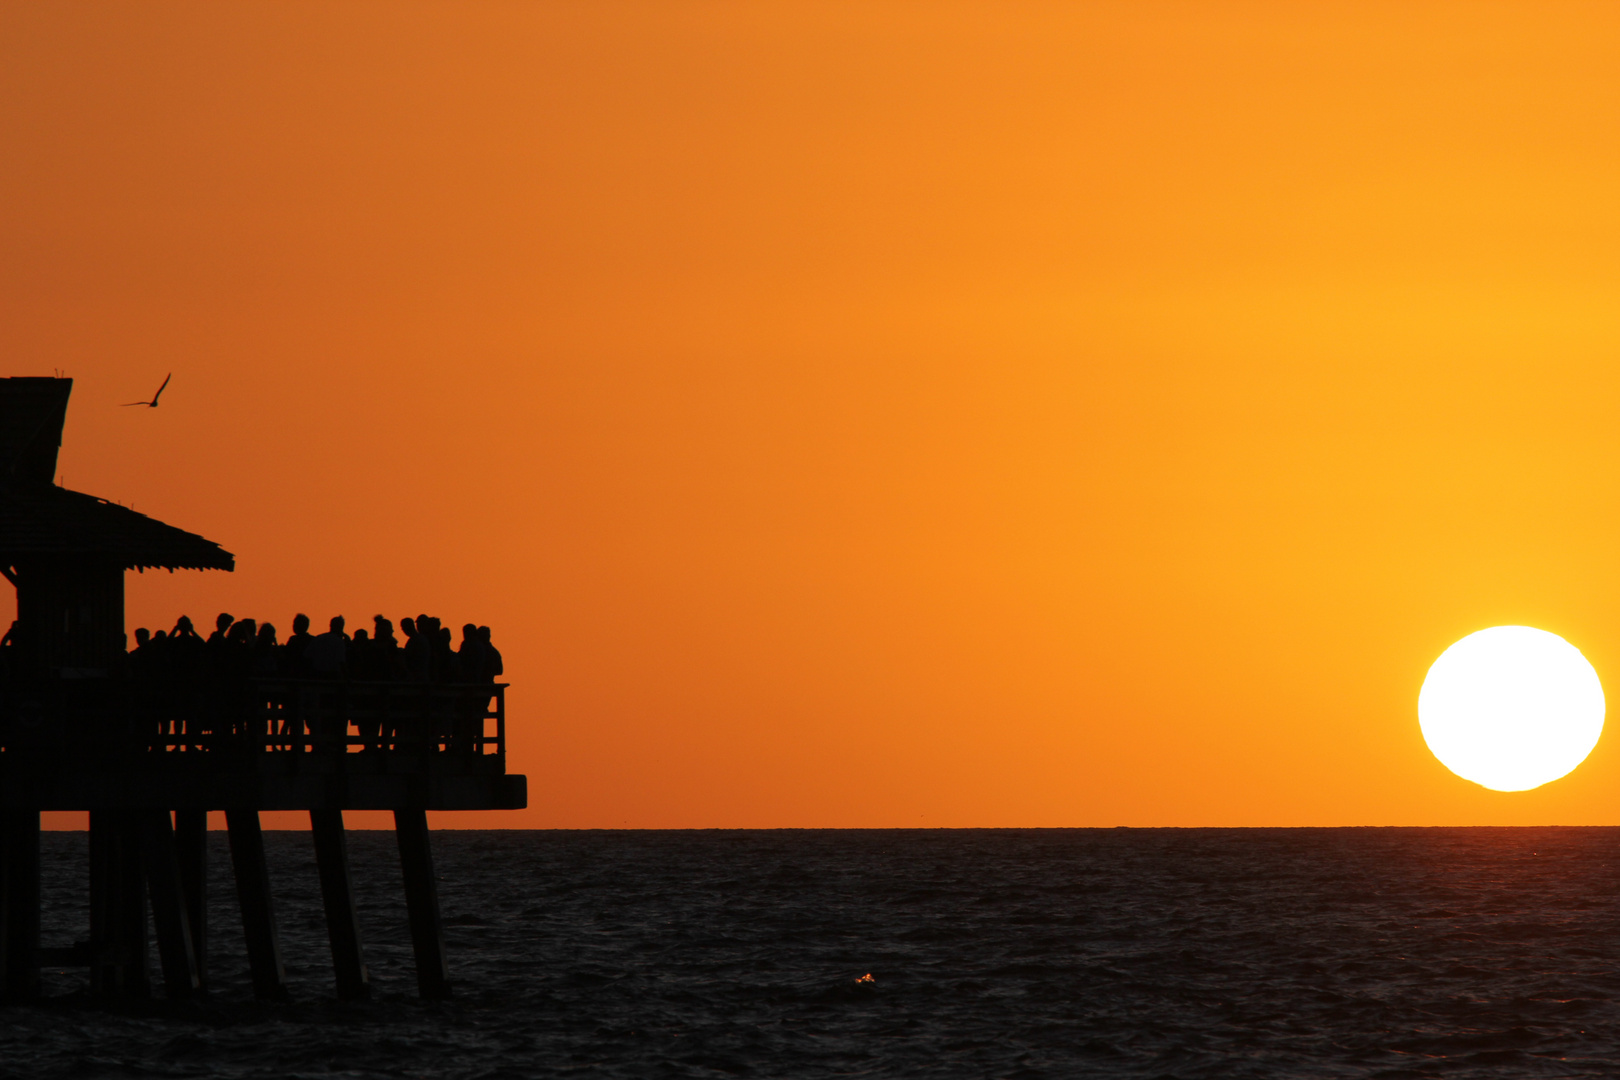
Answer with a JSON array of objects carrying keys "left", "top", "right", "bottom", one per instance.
[{"left": 0, "top": 377, "right": 525, "bottom": 1003}]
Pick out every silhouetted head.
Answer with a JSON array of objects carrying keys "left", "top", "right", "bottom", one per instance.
[
  {"left": 134, "top": 627, "right": 150, "bottom": 647},
  {"left": 462, "top": 623, "right": 477, "bottom": 642},
  {"left": 437, "top": 627, "right": 451, "bottom": 648},
  {"left": 215, "top": 612, "right": 234, "bottom": 634},
  {"left": 228, "top": 618, "right": 256, "bottom": 644},
  {"left": 417, "top": 614, "right": 433, "bottom": 634},
  {"left": 257, "top": 623, "right": 277, "bottom": 646},
  {"left": 374, "top": 616, "right": 396, "bottom": 645},
  {"left": 329, "top": 615, "right": 345, "bottom": 635},
  {"left": 153, "top": 630, "right": 168, "bottom": 643},
  {"left": 479, "top": 626, "right": 492, "bottom": 644},
  {"left": 353, "top": 628, "right": 369, "bottom": 643},
  {"left": 292, "top": 613, "right": 310, "bottom": 635},
  {"left": 174, "top": 615, "right": 195, "bottom": 635},
  {"left": 401, "top": 617, "right": 417, "bottom": 639}
]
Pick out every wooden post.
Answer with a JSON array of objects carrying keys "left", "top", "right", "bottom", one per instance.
[
  {"left": 310, "top": 809, "right": 369, "bottom": 1000},
  {"left": 1, "top": 809, "right": 40, "bottom": 1003},
  {"left": 137, "top": 810, "right": 200, "bottom": 1000},
  {"left": 225, "top": 810, "right": 288, "bottom": 1000},
  {"left": 174, "top": 809, "right": 207, "bottom": 990},
  {"left": 88, "top": 810, "right": 111, "bottom": 999},
  {"left": 90, "top": 810, "right": 149, "bottom": 999},
  {"left": 394, "top": 808, "right": 449, "bottom": 999},
  {"left": 0, "top": 810, "right": 10, "bottom": 999}
]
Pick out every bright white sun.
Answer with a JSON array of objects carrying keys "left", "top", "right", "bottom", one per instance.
[{"left": 1418, "top": 626, "right": 1605, "bottom": 792}]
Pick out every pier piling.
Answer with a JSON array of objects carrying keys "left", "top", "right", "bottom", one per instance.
[
  {"left": 395, "top": 808, "right": 450, "bottom": 1000},
  {"left": 175, "top": 809, "right": 208, "bottom": 990},
  {"left": 138, "top": 809, "right": 200, "bottom": 1000},
  {"left": 226, "top": 809, "right": 288, "bottom": 1000},
  {"left": 89, "top": 810, "right": 149, "bottom": 999},
  {"left": 1, "top": 809, "right": 41, "bottom": 1003},
  {"left": 310, "top": 809, "right": 370, "bottom": 1000}
]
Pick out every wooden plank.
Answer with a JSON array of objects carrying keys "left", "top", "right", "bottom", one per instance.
[
  {"left": 225, "top": 810, "right": 288, "bottom": 1000},
  {"left": 174, "top": 809, "right": 208, "bottom": 990},
  {"left": 309, "top": 809, "right": 370, "bottom": 1000},
  {"left": 394, "top": 808, "right": 449, "bottom": 1000},
  {"left": 137, "top": 810, "right": 200, "bottom": 1000}
]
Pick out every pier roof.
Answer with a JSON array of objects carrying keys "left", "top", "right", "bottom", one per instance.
[
  {"left": 0, "top": 482, "right": 234, "bottom": 571},
  {"left": 0, "top": 375, "right": 234, "bottom": 571}
]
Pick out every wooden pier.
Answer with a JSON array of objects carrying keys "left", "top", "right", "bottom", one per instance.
[{"left": 0, "top": 377, "right": 527, "bottom": 1002}]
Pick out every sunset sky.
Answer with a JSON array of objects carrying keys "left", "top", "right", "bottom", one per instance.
[{"left": 7, "top": 2, "right": 1620, "bottom": 827}]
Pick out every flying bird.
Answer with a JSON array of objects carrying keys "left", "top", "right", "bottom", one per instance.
[{"left": 122, "top": 373, "right": 172, "bottom": 408}]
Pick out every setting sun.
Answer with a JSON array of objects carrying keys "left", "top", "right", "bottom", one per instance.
[{"left": 1418, "top": 626, "right": 1605, "bottom": 792}]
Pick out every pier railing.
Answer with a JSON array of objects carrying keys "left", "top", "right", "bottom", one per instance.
[{"left": 0, "top": 678, "right": 507, "bottom": 770}]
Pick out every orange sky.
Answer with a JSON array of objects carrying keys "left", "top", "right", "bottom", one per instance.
[{"left": 6, "top": 2, "right": 1620, "bottom": 827}]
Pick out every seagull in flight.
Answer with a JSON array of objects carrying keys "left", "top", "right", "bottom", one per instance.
[{"left": 122, "top": 373, "right": 172, "bottom": 408}]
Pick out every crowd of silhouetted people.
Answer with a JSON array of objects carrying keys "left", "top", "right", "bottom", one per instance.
[
  {"left": 126, "top": 612, "right": 502, "bottom": 684},
  {"left": 0, "top": 612, "right": 504, "bottom": 756}
]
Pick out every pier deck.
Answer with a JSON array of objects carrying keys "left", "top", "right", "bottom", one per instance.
[{"left": 0, "top": 679, "right": 527, "bottom": 1004}]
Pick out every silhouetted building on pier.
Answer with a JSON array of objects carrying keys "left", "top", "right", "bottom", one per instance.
[{"left": 0, "top": 377, "right": 525, "bottom": 1003}]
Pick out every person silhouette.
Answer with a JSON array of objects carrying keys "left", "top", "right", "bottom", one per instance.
[
  {"left": 303, "top": 617, "right": 349, "bottom": 752},
  {"left": 369, "top": 616, "right": 403, "bottom": 678},
  {"left": 350, "top": 627, "right": 375, "bottom": 677},
  {"left": 253, "top": 622, "right": 280, "bottom": 675},
  {"left": 347, "top": 627, "right": 380, "bottom": 747},
  {"left": 435, "top": 623, "right": 459, "bottom": 681},
  {"left": 169, "top": 615, "right": 205, "bottom": 673},
  {"left": 208, "top": 612, "right": 234, "bottom": 644},
  {"left": 283, "top": 613, "right": 315, "bottom": 676},
  {"left": 402, "top": 616, "right": 428, "bottom": 679},
  {"left": 214, "top": 618, "right": 257, "bottom": 735},
  {"left": 306, "top": 616, "right": 348, "bottom": 678},
  {"left": 226, "top": 617, "right": 256, "bottom": 658},
  {"left": 167, "top": 616, "right": 206, "bottom": 745},
  {"left": 479, "top": 626, "right": 502, "bottom": 682},
  {"left": 457, "top": 623, "right": 482, "bottom": 682}
]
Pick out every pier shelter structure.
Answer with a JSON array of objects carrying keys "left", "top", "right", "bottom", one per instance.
[{"left": 0, "top": 377, "right": 526, "bottom": 1003}]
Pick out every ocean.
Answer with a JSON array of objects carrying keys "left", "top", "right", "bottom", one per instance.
[{"left": 5, "top": 827, "right": 1620, "bottom": 1078}]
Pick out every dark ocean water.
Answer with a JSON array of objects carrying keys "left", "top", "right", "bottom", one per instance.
[{"left": 4, "top": 828, "right": 1620, "bottom": 1078}]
